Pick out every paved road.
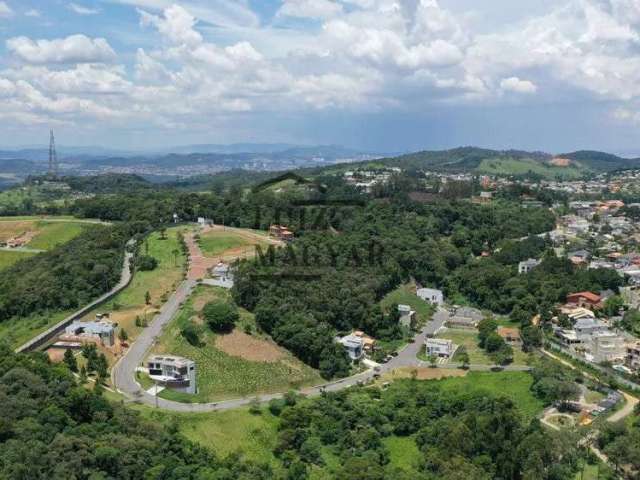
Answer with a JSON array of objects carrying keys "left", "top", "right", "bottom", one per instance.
[
  {"left": 16, "top": 242, "right": 135, "bottom": 353},
  {"left": 112, "top": 303, "right": 528, "bottom": 412}
]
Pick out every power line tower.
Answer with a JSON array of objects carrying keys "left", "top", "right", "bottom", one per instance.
[{"left": 48, "top": 129, "right": 58, "bottom": 178}]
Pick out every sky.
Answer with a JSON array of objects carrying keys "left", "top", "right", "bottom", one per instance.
[{"left": 0, "top": 0, "right": 640, "bottom": 154}]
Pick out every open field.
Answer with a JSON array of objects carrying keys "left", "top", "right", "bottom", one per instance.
[
  {"left": 436, "top": 371, "right": 544, "bottom": 420},
  {"left": 197, "top": 227, "right": 273, "bottom": 259},
  {"left": 380, "top": 282, "right": 435, "bottom": 324},
  {"left": 437, "top": 328, "right": 531, "bottom": 365},
  {"left": 0, "top": 217, "right": 88, "bottom": 250},
  {"left": 384, "top": 436, "right": 421, "bottom": 472},
  {"left": 152, "top": 285, "right": 322, "bottom": 402},
  {"left": 81, "top": 227, "right": 187, "bottom": 353}
]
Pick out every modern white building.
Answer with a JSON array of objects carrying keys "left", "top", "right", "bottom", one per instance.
[
  {"left": 64, "top": 319, "right": 115, "bottom": 346},
  {"left": 518, "top": 258, "right": 540, "bottom": 274},
  {"left": 338, "top": 334, "right": 364, "bottom": 360},
  {"left": 147, "top": 355, "right": 197, "bottom": 394},
  {"left": 425, "top": 338, "right": 454, "bottom": 358},
  {"left": 417, "top": 288, "right": 444, "bottom": 306},
  {"left": 589, "top": 333, "right": 626, "bottom": 364}
]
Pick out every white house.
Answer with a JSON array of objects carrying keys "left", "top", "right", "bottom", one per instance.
[
  {"left": 417, "top": 288, "right": 444, "bottom": 306},
  {"left": 518, "top": 258, "right": 540, "bottom": 274},
  {"left": 64, "top": 319, "right": 115, "bottom": 347},
  {"left": 589, "top": 333, "right": 626, "bottom": 364},
  {"left": 425, "top": 338, "right": 454, "bottom": 358},
  {"left": 338, "top": 334, "right": 364, "bottom": 360},
  {"left": 147, "top": 355, "right": 197, "bottom": 394}
]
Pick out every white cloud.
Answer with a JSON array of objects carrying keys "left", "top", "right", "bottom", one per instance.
[
  {"left": 68, "top": 3, "right": 101, "bottom": 15},
  {"left": 6, "top": 35, "right": 116, "bottom": 64},
  {"left": 24, "top": 9, "right": 41, "bottom": 17},
  {"left": 140, "top": 4, "right": 203, "bottom": 46},
  {"left": 0, "top": 1, "right": 13, "bottom": 18},
  {"left": 278, "top": 0, "right": 343, "bottom": 19},
  {"left": 500, "top": 77, "right": 538, "bottom": 94}
]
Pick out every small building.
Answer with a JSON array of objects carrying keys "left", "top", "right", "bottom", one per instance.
[
  {"left": 147, "top": 355, "right": 197, "bottom": 394},
  {"left": 269, "top": 224, "right": 294, "bottom": 241},
  {"left": 352, "top": 331, "right": 376, "bottom": 353},
  {"left": 556, "top": 329, "right": 582, "bottom": 346},
  {"left": 64, "top": 319, "right": 115, "bottom": 347},
  {"left": 425, "top": 338, "right": 454, "bottom": 358},
  {"left": 518, "top": 258, "right": 540, "bottom": 274},
  {"left": 566, "top": 291, "right": 602, "bottom": 309},
  {"left": 417, "top": 288, "right": 444, "bottom": 306},
  {"left": 590, "top": 333, "right": 626, "bottom": 364},
  {"left": 627, "top": 343, "right": 640, "bottom": 370},
  {"left": 338, "top": 334, "right": 364, "bottom": 360},
  {"left": 211, "top": 262, "right": 233, "bottom": 281},
  {"left": 397, "top": 304, "right": 415, "bottom": 328},
  {"left": 497, "top": 327, "right": 521, "bottom": 345},
  {"left": 574, "top": 317, "right": 609, "bottom": 338}
]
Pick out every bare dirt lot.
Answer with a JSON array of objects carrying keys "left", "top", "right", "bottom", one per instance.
[
  {"left": 215, "top": 329, "right": 286, "bottom": 363},
  {"left": 382, "top": 366, "right": 468, "bottom": 382}
]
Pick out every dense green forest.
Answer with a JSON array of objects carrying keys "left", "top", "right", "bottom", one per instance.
[
  {"left": 0, "top": 345, "right": 274, "bottom": 479},
  {"left": 0, "top": 225, "right": 132, "bottom": 322}
]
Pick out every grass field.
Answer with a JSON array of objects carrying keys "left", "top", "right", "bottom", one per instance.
[
  {"left": 0, "top": 250, "right": 35, "bottom": 271},
  {"left": 380, "top": 282, "right": 436, "bottom": 325},
  {"left": 437, "top": 328, "right": 531, "bottom": 365},
  {"left": 29, "top": 221, "right": 86, "bottom": 250},
  {"left": 152, "top": 285, "right": 321, "bottom": 402},
  {"left": 198, "top": 231, "right": 252, "bottom": 257},
  {"left": 383, "top": 436, "right": 421, "bottom": 471},
  {"left": 82, "top": 227, "right": 187, "bottom": 352},
  {"left": 435, "top": 371, "right": 544, "bottom": 420},
  {"left": 137, "top": 405, "right": 281, "bottom": 466},
  {"left": 476, "top": 157, "right": 585, "bottom": 179},
  {"left": 0, "top": 309, "right": 73, "bottom": 348}
]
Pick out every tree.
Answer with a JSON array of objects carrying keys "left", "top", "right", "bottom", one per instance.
[
  {"left": 79, "top": 365, "right": 87, "bottom": 384},
  {"left": 484, "top": 332, "right": 505, "bottom": 353},
  {"left": 181, "top": 322, "right": 202, "bottom": 346},
  {"left": 63, "top": 349, "right": 78, "bottom": 372},
  {"left": 95, "top": 354, "right": 108, "bottom": 382},
  {"left": 159, "top": 228, "right": 167, "bottom": 240},
  {"left": 118, "top": 328, "right": 128, "bottom": 343},
  {"left": 428, "top": 354, "right": 437, "bottom": 368},
  {"left": 145, "top": 290, "right": 151, "bottom": 305},
  {"left": 478, "top": 318, "right": 498, "bottom": 348},
  {"left": 458, "top": 350, "right": 470, "bottom": 369},
  {"left": 136, "top": 255, "right": 158, "bottom": 271},
  {"left": 203, "top": 301, "right": 239, "bottom": 332},
  {"left": 172, "top": 249, "right": 180, "bottom": 266},
  {"left": 135, "top": 315, "right": 141, "bottom": 327}
]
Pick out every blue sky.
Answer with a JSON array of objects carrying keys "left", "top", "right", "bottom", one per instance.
[{"left": 0, "top": 0, "right": 639, "bottom": 154}]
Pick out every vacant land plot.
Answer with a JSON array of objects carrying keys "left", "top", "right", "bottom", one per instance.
[
  {"left": 476, "top": 157, "right": 585, "bottom": 179},
  {"left": 0, "top": 217, "right": 87, "bottom": 249},
  {"left": 82, "top": 227, "right": 187, "bottom": 350},
  {"left": 380, "top": 282, "right": 435, "bottom": 324},
  {"left": 199, "top": 232, "right": 252, "bottom": 257},
  {"left": 197, "top": 227, "right": 274, "bottom": 260},
  {"left": 152, "top": 285, "right": 321, "bottom": 402},
  {"left": 0, "top": 309, "right": 73, "bottom": 349},
  {"left": 381, "top": 367, "right": 467, "bottom": 383},
  {"left": 437, "top": 328, "right": 531, "bottom": 365},
  {"left": 436, "top": 371, "right": 544, "bottom": 420}
]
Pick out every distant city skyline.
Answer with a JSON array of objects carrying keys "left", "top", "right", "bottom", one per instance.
[{"left": 0, "top": 0, "right": 639, "bottom": 154}]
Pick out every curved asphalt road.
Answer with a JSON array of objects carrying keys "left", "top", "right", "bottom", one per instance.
[{"left": 112, "top": 301, "right": 530, "bottom": 412}]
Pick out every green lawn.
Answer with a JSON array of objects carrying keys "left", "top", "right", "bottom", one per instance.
[
  {"left": 438, "top": 328, "right": 530, "bottom": 366},
  {"left": 29, "top": 221, "right": 86, "bottom": 250},
  {"left": 0, "top": 309, "right": 73, "bottom": 349},
  {"left": 380, "top": 283, "right": 435, "bottom": 325},
  {"left": 0, "top": 250, "right": 35, "bottom": 271},
  {"left": 137, "top": 406, "right": 281, "bottom": 466},
  {"left": 153, "top": 285, "right": 322, "bottom": 402},
  {"left": 435, "top": 371, "right": 544, "bottom": 421},
  {"left": 198, "top": 231, "right": 252, "bottom": 257},
  {"left": 383, "top": 436, "right": 421, "bottom": 472}
]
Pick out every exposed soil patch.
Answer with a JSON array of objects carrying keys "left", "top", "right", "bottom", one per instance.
[
  {"left": 215, "top": 329, "right": 286, "bottom": 363},
  {"left": 47, "top": 348, "right": 66, "bottom": 363},
  {"left": 383, "top": 367, "right": 467, "bottom": 381}
]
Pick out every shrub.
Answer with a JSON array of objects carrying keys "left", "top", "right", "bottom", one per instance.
[
  {"left": 203, "top": 301, "right": 239, "bottom": 333},
  {"left": 181, "top": 322, "right": 203, "bottom": 347},
  {"left": 137, "top": 255, "right": 158, "bottom": 271}
]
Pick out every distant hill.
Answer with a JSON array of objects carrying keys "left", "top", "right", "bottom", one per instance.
[{"left": 326, "top": 147, "right": 640, "bottom": 179}]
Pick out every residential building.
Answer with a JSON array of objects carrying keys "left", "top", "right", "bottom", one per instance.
[
  {"left": 269, "top": 224, "right": 294, "bottom": 241},
  {"left": 589, "top": 333, "right": 626, "bottom": 364},
  {"left": 338, "top": 334, "right": 364, "bottom": 360},
  {"left": 397, "top": 304, "right": 415, "bottom": 328},
  {"left": 566, "top": 291, "right": 602, "bottom": 309},
  {"left": 352, "top": 331, "right": 376, "bottom": 353},
  {"left": 425, "top": 338, "right": 454, "bottom": 358},
  {"left": 518, "top": 258, "right": 540, "bottom": 274},
  {"left": 147, "top": 355, "right": 197, "bottom": 394},
  {"left": 64, "top": 319, "right": 115, "bottom": 347},
  {"left": 417, "top": 288, "right": 444, "bottom": 306},
  {"left": 627, "top": 343, "right": 640, "bottom": 370},
  {"left": 574, "top": 317, "right": 609, "bottom": 339}
]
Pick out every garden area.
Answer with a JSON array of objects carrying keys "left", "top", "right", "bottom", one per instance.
[
  {"left": 151, "top": 285, "right": 322, "bottom": 403},
  {"left": 436, "top": 328, "right": 531, "bottom": 366}
]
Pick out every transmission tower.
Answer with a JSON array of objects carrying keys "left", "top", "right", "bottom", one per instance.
[{"left": 48, "top": 129, "right": 58, "bottom": 177}]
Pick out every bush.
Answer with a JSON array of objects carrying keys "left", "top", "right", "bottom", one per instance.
[
  {"left": 137, "top": 255, "right": 158, "bottom": 271},
  {"left": 203, "top": 301, "right": 239, "bottom": 332},
  {"left": 181, "top": 322, "right": 203, "bottom": 346},
  {"left": 268, "top": 398, "right": 286, "bottom": 416}
]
